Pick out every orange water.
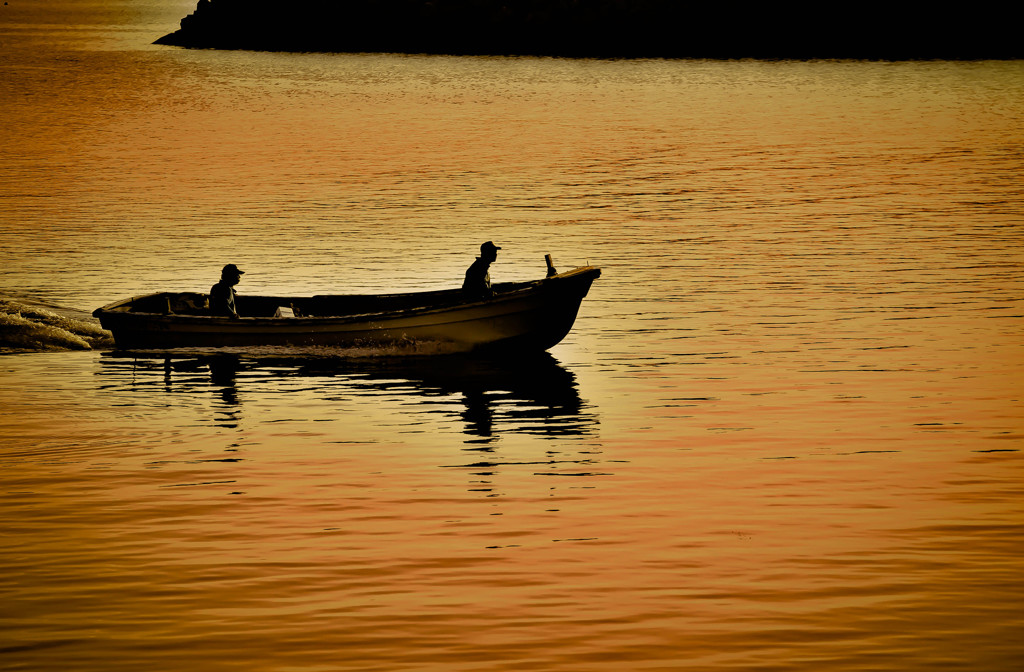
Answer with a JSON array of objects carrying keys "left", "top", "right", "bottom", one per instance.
[{"left": 1, "top": 3, "right": 1023, "bottom": 670}]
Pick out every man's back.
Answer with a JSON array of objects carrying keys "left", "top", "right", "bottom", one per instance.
[
  {"left": 209, "top": 280, "right": 236, "bottom": 316},
  {"left": 463, "top": 256, "right": 492, "bottom": 299}
]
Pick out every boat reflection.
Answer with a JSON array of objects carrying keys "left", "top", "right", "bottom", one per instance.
[{"left": 97, "top": 351, "right": 598, "bottom": 440}]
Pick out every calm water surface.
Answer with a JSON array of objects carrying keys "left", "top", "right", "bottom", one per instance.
[{"left": 2, "top": 4, "right": 1023, "bottom": 670}]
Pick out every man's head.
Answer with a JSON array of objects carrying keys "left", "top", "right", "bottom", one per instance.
[
  {"left": 480, "top": 241, "right": 501, "bottom": 261},
  {"left": 221, "top": 263, "right": 244, "bottom": 285}
]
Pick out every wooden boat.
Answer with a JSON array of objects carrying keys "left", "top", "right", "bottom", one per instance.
[{"left": 93, "top": 265, "right": 600, "bottom": 352}]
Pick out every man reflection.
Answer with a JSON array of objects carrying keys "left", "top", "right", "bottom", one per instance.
[
  {"left": 206, "top": 354, "right": 242, "bottom": 427},
  {"left": 461, "top": 389, "right": 495, "bottom": 440}
]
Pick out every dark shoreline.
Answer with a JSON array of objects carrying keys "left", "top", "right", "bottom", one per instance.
[{"left": 155, "top": 0, "right": 1022, "bottom": 60}]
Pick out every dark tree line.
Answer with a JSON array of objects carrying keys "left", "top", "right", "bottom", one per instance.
[{"left": 156, "top": 1, "right": 1022, "bottom": 60}]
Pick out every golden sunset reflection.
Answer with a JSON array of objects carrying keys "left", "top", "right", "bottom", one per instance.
[{"left": 2, "top": 2, "right": 1023, "bottom": 671}]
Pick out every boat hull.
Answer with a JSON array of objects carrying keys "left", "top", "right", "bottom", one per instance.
[{"left": 93, "top": 266, "right": 600, "bottom": 353}]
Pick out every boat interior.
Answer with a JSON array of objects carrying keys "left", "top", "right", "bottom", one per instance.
[{"left": 119, "top": 281, "right": 540, "bottom": 318}]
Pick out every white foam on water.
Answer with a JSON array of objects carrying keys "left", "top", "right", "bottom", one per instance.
[{"left": 0, "top": 299, "right": 114, "bottom": 352}]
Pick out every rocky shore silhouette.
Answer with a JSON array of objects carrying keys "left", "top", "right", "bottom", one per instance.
[{"left": 155, "top": 0, "right": 1021, "bottom": 60}]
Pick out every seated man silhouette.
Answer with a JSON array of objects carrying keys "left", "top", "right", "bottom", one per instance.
[
  {"left": 463, "top": 241, "right": 501, "bottom": 300},
  {"left": 210, "top": 263, "right": 244, "bottom": 318}
]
